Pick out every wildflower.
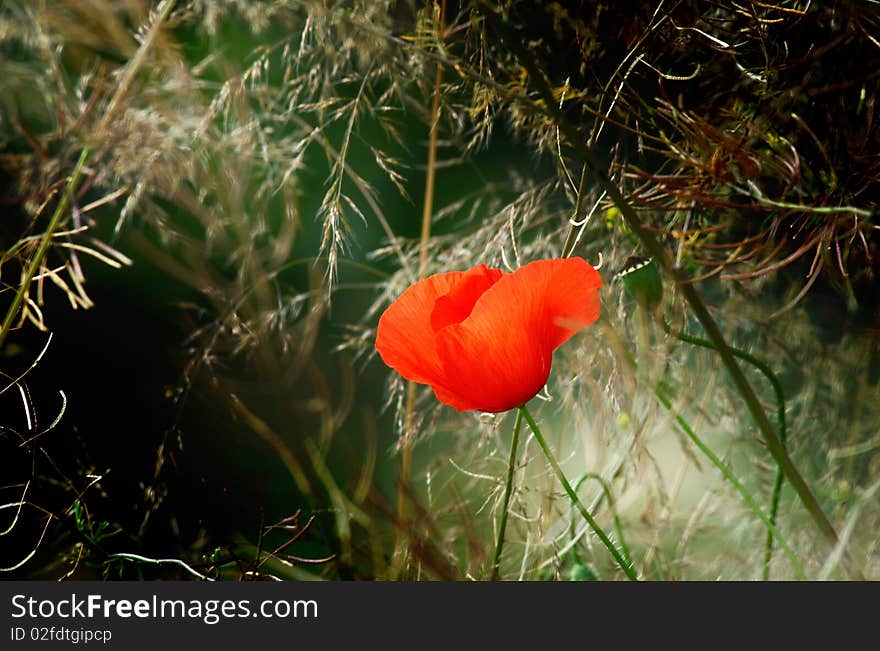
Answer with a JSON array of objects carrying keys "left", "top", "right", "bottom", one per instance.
[{"left": 375, "top": 257, "right": 602, "bottom": 412}]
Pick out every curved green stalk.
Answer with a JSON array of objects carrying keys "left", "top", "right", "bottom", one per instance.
[
  {"left": 491, "top": 408, "right": 523, "bottom": 580},
  {"left": 610, "top": 311, "right": 803, "bottom": 577},
  {"left": 764, "top": 464, "right": 786, "bottom": 578},
  {"left": 662, "top": 321, "right": 788, "bottom": 579},
  {"left": 571, "top": 473, "right": 633, "bottom": 568},
  {"left": 652, "top": 384, "right": 806, "bottom": 579},
  {"left": 519, "top": 405, "right": 638, "bottom": 581}
]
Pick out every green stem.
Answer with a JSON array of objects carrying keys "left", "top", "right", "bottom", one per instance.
[
  {"left": 765, "top": 466, "right": 786, "bottom": 578},
  {"left": 571, "top": 473, "right": 632, "bottom": 568},
  {"left": 519, "top": 405, "right": 638, "bottom": 581},
  {"left": 491, "top": 408, "right": 523, "bottom": 580},
  {"left": 672, "top": 280, "right": 836, "bottom": 543},
  {"left": 0, "top": 148, "right": 89, "bottom": 351},
  {"left": 0, "top": 1, "right": 174, "bottom": 349},
  {"left": 479, "top": 4, "right": 842, "bottom": 559},
  {"left": 662, "top": 321, "right": 788, "bottom": 579},
  {"left": 652, "top": 384, "right": 806, "bottom": 579},
  {"left": 560, "top": 163, "right": 589, "bottom": 258},
  {"left": 618, "top": 317, "right": 803, "bottom": 577}
]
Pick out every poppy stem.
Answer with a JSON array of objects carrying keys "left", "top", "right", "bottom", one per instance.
[
  {"left": 491, "top": 408, "right": 523, "bottom": 580},
  {"left": 570, "top": 473, "right": 633, "bottom": 569},
  {"left": 518, "top": 405, "right": 639, "bottom": 581}
]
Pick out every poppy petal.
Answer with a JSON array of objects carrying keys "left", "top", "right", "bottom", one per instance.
[
  {"left": 538, "top": 257, "right": 602, "bottom": 350},
  {"left": 433, "top": 257, "right": 602, "bottom": 412},
  {"left": 435, "top": 313, "right": 549, "bottom": 412},
  {"left": 375, "top": 265, "right": 499, "bottom": 389},
  {"left": 430, "top": 264, "right": 502, "bottom": 331},
  {"left": 429, "top": 382, "right": 490, "bottom": 413}
]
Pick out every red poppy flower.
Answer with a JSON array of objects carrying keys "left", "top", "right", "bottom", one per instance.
[{"left": 375, "top": 257, "right": 602, "bottom": 413}]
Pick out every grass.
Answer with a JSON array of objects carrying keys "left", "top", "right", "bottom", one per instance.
[{"left": 0, "top": 0, "right": 878, "bottom": 581}]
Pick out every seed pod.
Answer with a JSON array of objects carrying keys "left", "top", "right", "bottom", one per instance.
[{"left": 618, "top": 256, "right": 663, "bottom": 312}]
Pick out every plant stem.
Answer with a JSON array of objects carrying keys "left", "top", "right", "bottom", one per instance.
[
  {"left": 0, "top": 148, "right": 89, "bottom": 351},
  {"left": 519, "top": 405, "right": 638, "bottom": 581},
  {"left": 1, "top": 1, "right": 176, "bottom": 350},
  {"left": 673, "top": 280, "right": 842, "bottom": 554},
  {"left": 652, "top": 384, "right": 806, "bottom": 579},
  {"left": 764, "top": 465, "right": 786, "bottom": 578},
  {"left": 613, "top": 317, "right": 804, "bottom": 577},
  {"left": 662, "top": 321, "right": 789, "bottom": 579},
  {"left": 491, "top": 408, "right": 523, "bottom": 579},
  {"left": 561, "top": 163, "right": 589, "bottom": 258},
  {"left": 393, "top": 0, "right": 446, "bottom": 578},
  {"left": 571, "top": 473, "right": 632, "bottom": 568}
]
